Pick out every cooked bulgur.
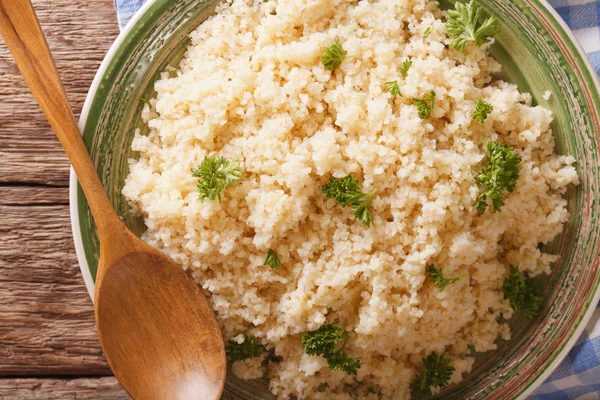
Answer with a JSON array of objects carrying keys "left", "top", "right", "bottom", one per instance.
[{"left": 122, "top": 0, "right": 579, "bottom": 397}]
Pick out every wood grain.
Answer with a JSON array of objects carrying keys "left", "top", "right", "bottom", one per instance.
[
  {"left": 0, "top": 0, "right": 154, "bottom": 396},
  {"left": 0, "top": 0, "right": 119, "bottom": 186},
  {"left": 0, "top": 2, "right": 226, "bottom": 398},
  {"left": 0, "top": 0, "right": 118, "bottom": 383},
  {"left": 0, "top": 0, "right": 120, "bottom": 394},
  {"left": 0, "top": 200, "right": 110, "bottom": 375},
  {"left": 0, "top": 185, "right": 69, "bottom": 205},
  {"left": 0, "top": 377, "right": 129, "bottom": 399},
  {"left": 0, "top": 0, "right": 122, "bottom": 233}
]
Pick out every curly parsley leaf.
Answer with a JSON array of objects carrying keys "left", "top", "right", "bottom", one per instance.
[
  {"left": 192, "top": 156, "right": 242, "bottom": 203},
  {"left": 228, "top": 336, "right": 265, "bottom": 361},
  {"left": 385, "top": 80, "right": 402, "bottom": 97},
  {"left": 427, "top": 265, "right": 467, "bottom": 291},
  {"left": 322, "top": 39, "right": 350, "bottom": 71},
  {"left": 264, "top": 249, "right": 281, "bottom": 269},
  {"left": 503, "top": 265, "right": 542, "bottom": 319},
  {"left": 473, "top": 98, "right": 494, "bottom": 123},
  {"left": 322, "top": 175, "right": 377, "bottom": 227},
  {"left": 446, "top": 0, "right": 499, "bottom": 51},
  {"left": 301, "top": 323, "right": 361, "bottom": 375},
  {"left": 413, "top": 91, "right": 436, "bottom": 119},
  {"left": 399, "top": 59, "right": 412, "bottom": 77},
  {"left": 475, "top": 141, "right": 522, "bottom": 213},
  {"left": 352, "top": 194, "right": 376, "bottom": 227},
  {"left": 411, "top": 352, "right": 455, "bottom": 397},
  {"left": 326, "top": 348, "right": 362, "bottom": 375},
  {"left": 301, "top": 323, "right": 344, "bottom": 356}
]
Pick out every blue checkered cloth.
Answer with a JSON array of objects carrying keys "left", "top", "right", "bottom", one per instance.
[
  {"left": 114, "top": 0, "right": 600, "bottom": 398},
  {"left": 114, "top": 0, "right": 147, "bottom": 29},
  {"left": 550, "top": 0, "right": 600, "bottom": 77}
]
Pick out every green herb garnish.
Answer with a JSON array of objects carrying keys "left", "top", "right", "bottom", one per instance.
[
  {"left": 399, "top": 59, "right": 412, "bottom": 77},
  {"left": 228, "top": 336, "right": 265, "bottom": 361},
  {"left": 424, "top": 27, "right": 431, "bottom": 37},
  {"left": 446, "top": 0, "right": 499, "bottom": 51},
  {"left": 474, "top": 141, "right": 522, "bottom": 213},
  {"left": 322, "top": 175, "right": 377, "bottom": 227},
  {"left": 385, "top": 80, "right": 402, "bottom": 97},
  {"left": 473, "top": 98, "right": 493, "bottom": 123},
  {"left": 301, "top": 323, "right": 361, "bottom": 375},
  {"left": 413, "top": 91, "right": 436, "bottom": 119},
  {"left": 322, "top": 39, "right": 350, "bottom": 71},
  {"left": 427, "top": 265, "right": 467, "bottom": 291},
  {"left": 192, "top": 156, "right": 242, "bottom": 203},
  {"left": 264, "top": 249, "right": 281, "bottom": 269},
  {"left": 503, "top": 265, "right": 542, "bottom": 319},
  {"left": 411, "top": 352, "right": 455, "bottom": 397}
]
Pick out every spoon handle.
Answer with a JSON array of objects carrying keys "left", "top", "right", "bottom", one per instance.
[{"left": 0, "top": 0, "right": 119, "bottom": 233}]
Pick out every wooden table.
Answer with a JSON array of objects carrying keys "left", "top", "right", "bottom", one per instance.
[{"left": 0, "top": 1, "right": 130, "bottom": 397}]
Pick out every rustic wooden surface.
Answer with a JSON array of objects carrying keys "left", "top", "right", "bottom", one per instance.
[
  {"left": 0, "top": 0, "right": 129, "bottom": 397},
  {"left": 0, "top": 378, "right": 129, "bottom": 399}
]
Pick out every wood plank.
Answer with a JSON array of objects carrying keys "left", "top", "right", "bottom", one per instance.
[
  {"left": 0, "top": 186, "right": 69, "bottom": 205},
  {"left": 0, "top": 377, "right": 129, "bottom": 399},
  {"left": 0, "top": 0, "right": 119, "bottom": 186},
  {"left": 0, "top": 0, "right": 121, "bottom": 395},
  {"left": 0, "top": 198, "right": 109, "bottom": 375},
  {"left": 0, "top": 202, "right": 81, "bottom": 284}
]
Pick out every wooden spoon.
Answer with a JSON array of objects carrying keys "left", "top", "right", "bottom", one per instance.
[{"left": 0, "top": 1, "right": 227, "bottom": 398}]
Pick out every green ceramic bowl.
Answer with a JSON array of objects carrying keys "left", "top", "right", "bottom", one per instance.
[{"left": 70, "top": 0, "right": 600, "bottom": 398}]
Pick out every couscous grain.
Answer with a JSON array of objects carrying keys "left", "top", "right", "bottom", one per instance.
[{"left": 122, "top": 0, "right": 579, "bottom": 397}]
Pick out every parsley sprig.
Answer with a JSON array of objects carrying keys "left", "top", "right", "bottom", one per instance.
[
  {"left": 301, "top": 323, "right": 361, "bottom": 375},
  {"left": 322, "top": 39, "right": 350, "bottom": 71},
  {"left": 475, "top": 141, "right": 522, "bottom": 213},
  {"left": 413, "top": 91, "right": 436, "bottom": 119},
  {"left": 192, "top": 156, "right": 242, "bottom": 203},
  {"left": 385, "top": 80, "right": 402, "bottom": 97},
  {"left": 446, "top": 0, "right": 499, "bottom": 51},
  {"left": 264, "top": 249, "right": 281, "bottom": 269},
  {"left": 427, "top": 265, "right": 467, "bottom": 291},
  {"left": 473, "top": 98, "right": 494, "bottom": 123},
  {"left": 503, "top": 265, "right": 542, "bottom": 319},
  {"left": 399, "top": 59, "right": 412, "bottom": 77},
  {"left": 411, "top": 352, "right": 455, "bottom": 397},
  {"left": 322, "top": 175, "right": 377, "bottom": 227},
  {"left": 228, "top": 335, "right": 265, "bottom": 361}
]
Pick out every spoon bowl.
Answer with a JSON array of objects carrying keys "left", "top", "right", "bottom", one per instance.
[{"left": 96, "top": 233, "right": 226, "bottom": 400}]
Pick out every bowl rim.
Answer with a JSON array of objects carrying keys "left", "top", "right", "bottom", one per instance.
[
  {"left": 69, "top": 0, "right": 158, "bottom": 302},
  {"left": 70, "top": 0, "right": 600, "bottom": 398}
]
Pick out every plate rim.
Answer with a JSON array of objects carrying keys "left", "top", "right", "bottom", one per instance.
[{"left": 69, "top": 0, "right": 600, "bottom": 397}]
